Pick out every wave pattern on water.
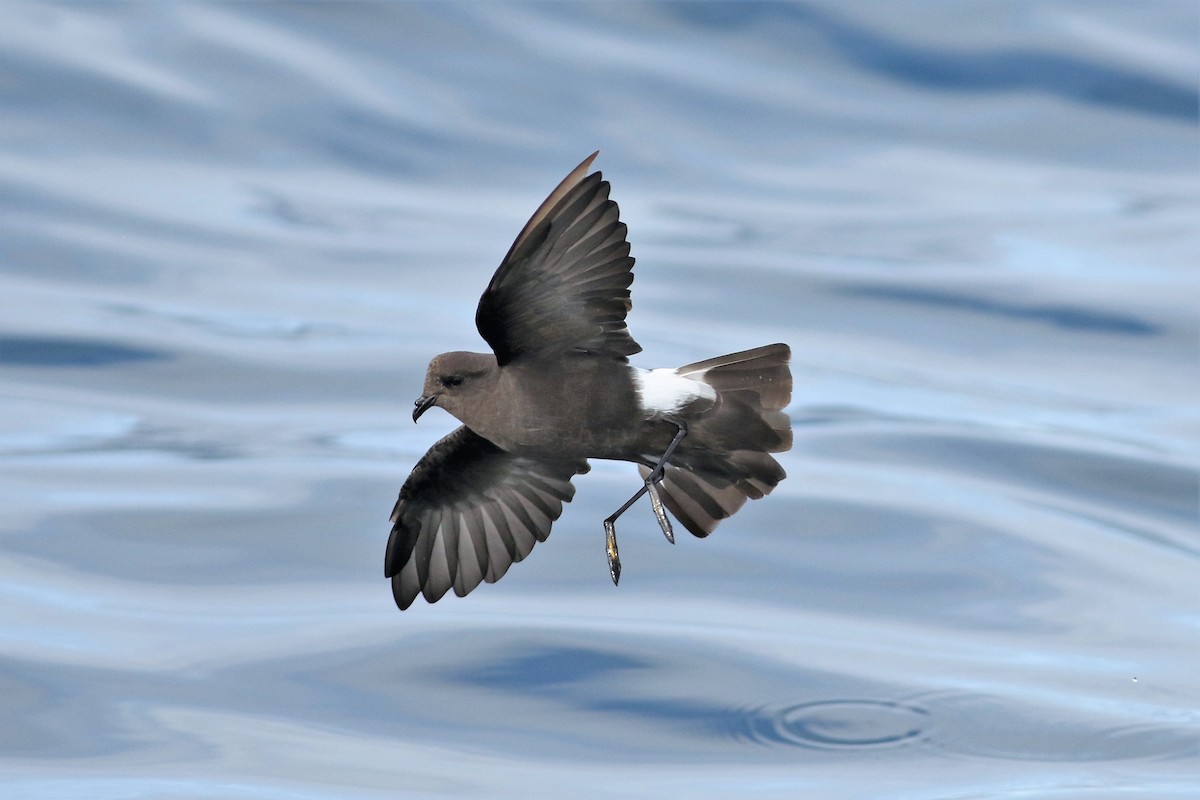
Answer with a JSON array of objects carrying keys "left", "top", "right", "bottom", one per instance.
[{"left": 1, "top": 2, "right": 1197, "bottom": 799}]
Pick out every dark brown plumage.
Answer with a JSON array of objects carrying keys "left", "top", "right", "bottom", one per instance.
[{"left": 386, "top": 152, "right": 791, "bottom": 609}]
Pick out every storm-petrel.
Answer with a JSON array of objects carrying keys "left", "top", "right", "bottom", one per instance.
[{"left": 386, "top": 152, "right": 791, "bottom": 609}]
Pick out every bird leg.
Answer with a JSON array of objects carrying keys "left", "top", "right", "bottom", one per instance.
[
  {"left": 603, "top": 517, "right": 621, "bottom": 586},
  {"left": 602, "top": 421, "right": 688, "bottom": 585},
  {"left": 647, "top": 481, "right": 673, "bottom": 545}
]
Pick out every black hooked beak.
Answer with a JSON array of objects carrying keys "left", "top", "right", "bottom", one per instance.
[{"left": 412, "top": 394, "right": 438, "bottom": 423}]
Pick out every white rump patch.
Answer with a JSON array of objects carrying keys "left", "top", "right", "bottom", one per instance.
[{"left": 632, "top": 367, "right": 716, "bottom": 416}]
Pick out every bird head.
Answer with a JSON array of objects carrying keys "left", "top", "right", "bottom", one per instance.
[{"left": 413, "top": 351, "right": 498, "bottom": 423}]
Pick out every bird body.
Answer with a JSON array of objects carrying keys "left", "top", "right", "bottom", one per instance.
[
  {"left": 387, "top": 153, "right": 792, "bottom": 609},
  {"left": 420, "top": 351, "right": 645, "bottom": 459}
]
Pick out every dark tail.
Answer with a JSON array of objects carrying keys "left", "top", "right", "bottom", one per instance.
[{"left": 639, "top": 343, "right": 792, "bottom": 538}]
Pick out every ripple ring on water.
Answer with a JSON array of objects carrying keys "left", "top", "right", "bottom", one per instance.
[{"left": 730, "top": 699, "right": 931, "bottom": 750}]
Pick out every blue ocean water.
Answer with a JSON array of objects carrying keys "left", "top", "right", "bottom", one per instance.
[{"left": 1, "top": 2, "right": 1197, "bottom": 798}]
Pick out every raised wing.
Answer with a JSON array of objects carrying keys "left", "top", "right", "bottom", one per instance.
[
  {"left": 385, "top": 426, "right": 589, "bottom": 609},
  {"left": 475, "top": 152, "right": 641, "bottom": 366}
]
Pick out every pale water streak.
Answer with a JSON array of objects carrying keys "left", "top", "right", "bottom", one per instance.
[{"left": 1, "top": 2, "right": 1198, "bottom": 799}]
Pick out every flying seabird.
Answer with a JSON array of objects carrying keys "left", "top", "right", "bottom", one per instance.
[{"left": 386, "top": 152, "right": 792, "bottom": 609}]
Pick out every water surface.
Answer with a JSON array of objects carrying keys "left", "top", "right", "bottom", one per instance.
[{"left": 2, "top": 2, "right": 1198, "bottom": 798}]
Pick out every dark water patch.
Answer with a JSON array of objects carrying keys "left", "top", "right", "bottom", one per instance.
[
  {"left": 0, "top": 178, "right": 279, "bottom": 277},
  {"left": 0, "top": 665, "right": 57, "bottom": 756},
  {"left": 0, "top": 227, "right": 158, "bottom": 284},
  {"left": 1003, "top": 442, "right": 1195, "bottom": 523},
  {"left": 730, "top": 494, "right": 1059, "bottom": 632},
  {"left": 667, "top": 3, "right": 1199, "bottom": 123},
  {"left": 316, "top": 108, "right": 454, "bottom": 178},
  {"left": 582, "top": 696, "right": 749, "bottom": 739},
  {"left": 840, "top": 285, "right": 1162, "bottom": 336},
  {"left": 102, "top": 301, "right": 346, "bottom": 342},
  {"left": 437, "top": 636, "right": 941, "bottom": 758},
  {"left": 0, "top": 334, "right": 170, "bottom": 367},
  {"left": 0, "top": 50, "right": 216, "bottom": 152},
  {"left": 1028, "top": 498, "right": 1200, "bottom": 561},
  {"left": 251, "top": 187, "right": 342, "bottom": 231},
  {"left": 0, "top": 420, "right": 240, "bottom": 460},
  {"left": 792, "top": 405, "right": 906, "bottom": 427},
  {"left": 116, "top": 424, "right": 244, "bottom": 461},
  {"left": 301, "top": 633, "right": 1200, "bottom": 767},
  {"left": 5, "top": 481, "right": 382, "bottom": 585},
  {"left": 453, "top": 645, "right": 651, "bottom": 693},
  {"left": 826, "top": 432, "right": 1199, "bottom": 529},
  {"left": 0, "top": 657, "right": 148, "bottom": 760},
  {"left": 830, "top": 31, "right": 1199, "bottom": 123}
]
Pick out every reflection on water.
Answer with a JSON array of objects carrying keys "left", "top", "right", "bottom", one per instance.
[{"left": 2, "top": 1, "right": 1198, "bottom": 798}]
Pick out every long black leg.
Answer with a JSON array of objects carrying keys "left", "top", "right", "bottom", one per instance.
[{"left": 603, "top": 422, "right": 688, "bottom": 585}]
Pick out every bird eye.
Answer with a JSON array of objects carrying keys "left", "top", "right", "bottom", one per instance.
[{"left": 441, "top": 375, "right": 464, "bottom": 388}]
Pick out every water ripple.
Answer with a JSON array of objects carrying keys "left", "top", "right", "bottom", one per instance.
[
  {"left": 723, "top": 693, "right": 1198, "bottom": 762},
  {"left": 728, "top": 699, "right": 930, "bottom": 750},
  {"left": 909, "top": 690, "right": 1200, "bottom": 763}
]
